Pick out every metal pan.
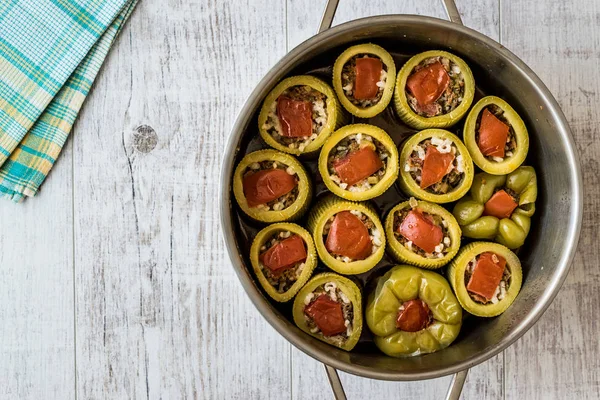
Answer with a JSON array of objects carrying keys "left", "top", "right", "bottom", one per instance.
[{"left": 219, "top": 0, "right": 583, "bottom": 398}]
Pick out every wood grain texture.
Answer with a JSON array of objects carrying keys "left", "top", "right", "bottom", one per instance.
[
  {"left": 502, "top": 1, "right": 600, "bottom": 399},
  {"left": 0, "top": 144, "right": 75, "bottom": 399}
]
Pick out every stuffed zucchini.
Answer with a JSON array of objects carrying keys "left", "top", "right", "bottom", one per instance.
[
  {"left": 319, "top": 124, "right": 399, "bottom": 201},
  {"left": 293, "top": 273, "right": 363, "bottom": 351},
  {"left": 463, "top": 96, "right": 529, "bottom": 175},
  {"left": 366, "top": 265, "right": 462, "bottom": 357},
  {"left": 332, "top": 43, "right": 396, "bottom": 118},
  {"left": 394, "top": 50, "right": 475, "bottom": 129},
  {"left": 258, "top": 75, "right": 344, "bottom": 155},
  {"left": 399, "top": 129, "right": 474, "bottom": 203},
  {"left": 448, "top": 242, "right": 522, "bottom": 317},
  {"left": 307, "top": 196, "right": 385, "bottom": 274},
  {"left": 233, "top": 149, "right": 312, "bottom": 222},
  {"left": 250, "top": 223, "right": 317, "bottom": 302},
  {"left": 453, "top": 166, "right": 537, "bottom": 249},
  {"left": 385, "top": 198, "right": 461, "bottom": 269}
]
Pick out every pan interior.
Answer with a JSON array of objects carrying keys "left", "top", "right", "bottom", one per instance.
[{"left": 221, "top": 16, "right": 581, "bottom": 380}]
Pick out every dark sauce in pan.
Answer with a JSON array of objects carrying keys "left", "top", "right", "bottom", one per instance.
[{"left": 232, "top": 48, "right": 530, "bottom": 354}]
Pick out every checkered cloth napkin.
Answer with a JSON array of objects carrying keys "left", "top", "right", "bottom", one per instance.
[{"left": 0, "top": 0, "right": 138, "bottom": 202}]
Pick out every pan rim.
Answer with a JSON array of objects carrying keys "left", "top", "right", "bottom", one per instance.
[{"left": 219, "top": 14, "right": 583, "bottom": 380}]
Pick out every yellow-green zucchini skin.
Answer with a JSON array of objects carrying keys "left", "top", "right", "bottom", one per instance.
[
  {"left": 258, "top": 75, "right": 345, "bottom": 155},
  {"left": 366, "top": 265, "right": 462, "bottom": 357},
  {"left": 250, "top": 223, "right": 317, "bottom": 302},
  {"left": 233, "top": 149, "right": 312, "bottom": 222},
  {"left": 398, "top": 129, "right": 474, "bottom": 203},
  {"left": 332, "top": 44, "right": 396, "bottom": 118},
  {"left": 385, "top": 199, "right": 461, "bottom": 269},
  {"left": 318, "top": 124, "right": 399, "bottom": 201},
  {"left": 394, "top": 50, "right": 475, "bottom": 129},
  {"left": 463, "top": 96, "right": 529, "bottom": 175},
  {"left": 448, "top": 242, "right": 522, "bottom": 317},
  {"left": 292, "top": 273, "right": 362, "bottom": 351},
  {"left": 453, "top": 166, "right": 537, "bottom": 249},
  {"left": 307, "top": 196, "right": 385, "bottom": 275}
]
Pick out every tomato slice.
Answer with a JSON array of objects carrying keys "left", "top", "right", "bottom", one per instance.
[
  {"left": 333, "top": 146, "right": 384, "bottom": 186},
  {"left": 398, "top": 209, "right": 443, "bottom": 254},
  {"left": 304, "top": 294, "right": 347, "bottom": 336},
  {"left": 478, "top": 108, "right": 509, "bottom": 157},
  {"left": 467, "top": 252, "right": 506, "bottom": 301},
  {"left": 354, "top": 57, "right": 383, "bottom": 100},
  {"left": 259, "top": 235, "right": 307, "bottom": 276},
  {"left": 276, "top": 96, "right": 313, "bottom": 137},
  {"left": 420, "top": 145, "right": 455, "bottom": 189},
  {"left": 484, "top": 190, "right": 518, "bottom": 219},
  {"left": 243, "top": 169, "right": 296, "bottom": 207},
  {"left": 325, "top": 211, "right": 372, "bottom": 260},
  {"left": 396, "top": 299, "right": 431, "bottom": 332},
  {"left": 406, "top": 62, "right": 450, "bottom": 106}
]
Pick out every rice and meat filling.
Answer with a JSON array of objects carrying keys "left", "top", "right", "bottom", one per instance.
[
  {"left": 342, "top": 54, "right": 388, "bottom": 108},
  {"left": 258, "top": 230, "right": 307, "bottom": 293},
  {"left": 243, "top": 160, "right": 299, "bottom": 211},
  {"left": 406, "top": 56, "right": 465, "bottom": 117},
  {"left": 404, "top": 137, "right": 465, "bottom": 195},
  {"left": 475, "top": 104, "right": 517, "bottom": 162},
  {"left": 464, "top": 254, "right": 512, "bottom": 305},
  {"left": 262, "top": 85, "right": 329, "bottom": 151},
  {"left": 393, "top": 207, "right": 452, "bottom": 259},
  {"left": 323, "top": 210, "right": 382, "bottom": 262},
  {"left": 327, "top": 133, "right": 389, "bottom": 192},
  {"left": 303, "top": 281, "right": 354, "bottom": 346}
]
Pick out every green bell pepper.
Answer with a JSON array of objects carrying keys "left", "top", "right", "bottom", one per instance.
[
  {"left": 453, "top": 166, "right": 537, "bottom": 249},
  {"left": 366, "top": 265, "right": 462, "bottom": 357}
]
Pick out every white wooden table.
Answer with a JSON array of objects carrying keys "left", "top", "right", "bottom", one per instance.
[{"left": 1, "top": 0, "right": 598, "bottom": 398}]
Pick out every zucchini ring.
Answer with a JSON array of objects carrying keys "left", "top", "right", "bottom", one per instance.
[{"left": 319, "top": 124, "right": 399, "bottom": 201}]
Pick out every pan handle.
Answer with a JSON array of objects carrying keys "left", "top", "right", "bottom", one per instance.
[{"left": 317, "top": 0, "right": 469, "bottom": 399}]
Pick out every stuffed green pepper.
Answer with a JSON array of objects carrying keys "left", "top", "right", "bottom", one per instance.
[
  {"left": 319, "top": 124, "right": 399, "bottom": 201},
  {"left": 448, "top": 242, "right": 522, "bottom": 317},
  {"left": 463, "top": 96, "right": 529, "bottom": 175},
  {"left": 399, "top": 129, "right": 474, "bottom": 203},
  {"left": 293, "top": 273, "right": 363, "bottom": 351},
  {"left": 332, "top": 43, "right": 396, "bottom": 118},
  {"left": 394, "top": 50, "right": 475, "bottom": 129},
  {"left": 250, "top": 223, "right": 317, "bottom": 302},
  {"left": 233, "top": 149, "right": 312, "bottom": 222},
  {"left": 453, "top": 166, "right": 537, "bottom": 249},
  {"left": 385, "top": 198, "right": 461, "bottom": 269},
  {"left": 308, "top": 196, "right": 385, "bottom": 274},
  {"left": 258, "top": 75, "right": 344, "bottom": 155},
  {"left": 366, "top": 265, "right": 462, "bottom": 357}
]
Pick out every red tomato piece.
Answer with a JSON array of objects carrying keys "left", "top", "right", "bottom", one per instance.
[
  {"left": 398, "top": 209, "right": 443, "bottom": 253},
  {"left": 304, "top": 294, "right": 347, "bottom": 336},
  {"left": 276, "top": 96, "right": 313, "bottom": 137},
  {"left": 325, "top": 211, "right": 372, "bottom": 260},
  {"left": 354, "top": 57, "right": 383, "bottom": 100},
  {"left": 478, "top": 108, "right": 509, "bottom": 158},
  {"left": 420, "top": 145, "right": 455, "bottom": 189},
  {"left": 483, "top": 190, "right": 518, "bottom": 219},
  {"left": 406, "top": 62, "right": 450, "bottom": 107},
  {"left": 396, "top": 299, "right": 431, "bottom": 332},
  {"left": 333, "top": 146, "right": 384, "bottom": 186},
  {"left": 259, "top": 235, "right": 307, "bottom": 276},
  {"left": 467, "top": 252, "right": 506, "bottom": 301},
  {"left": 243, "top": 169, "right": 296, "bottom": 207}
]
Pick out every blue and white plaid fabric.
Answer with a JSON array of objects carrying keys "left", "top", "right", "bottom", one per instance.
[{"left": 0, "top": 0, "right": 138, "bottom": 202}]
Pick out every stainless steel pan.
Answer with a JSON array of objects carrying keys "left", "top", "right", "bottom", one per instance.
[{"left": 220, "top": 0, "right": 583, "bottom": 398}]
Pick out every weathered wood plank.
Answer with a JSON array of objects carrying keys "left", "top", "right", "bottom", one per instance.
[
  {"left": 287, "top": 1, "right": 503, "bottom": 399},
  {"left": 502, "top": 1, "right": 600, "bottom": 398},
  {"left": 73, "top": 1, "right": 291, "bottom": 398},
  {"left": 0, "top": 146, "right": 75, "bottom": 399}
]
